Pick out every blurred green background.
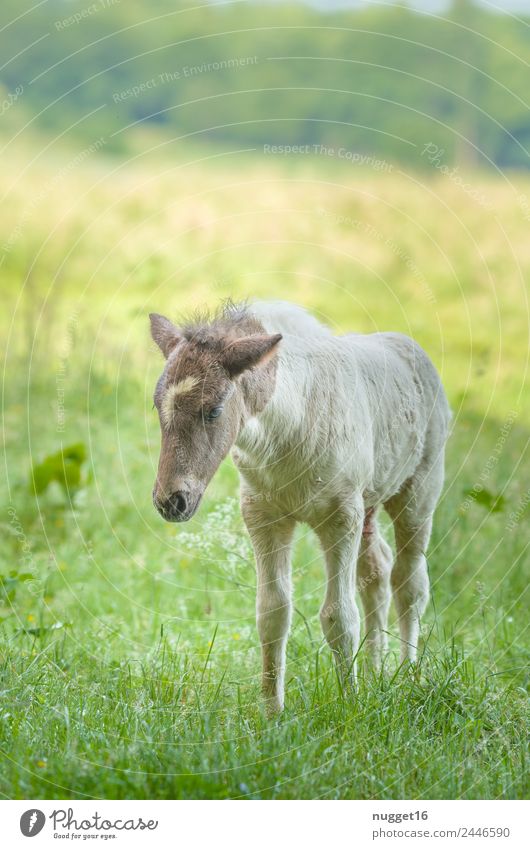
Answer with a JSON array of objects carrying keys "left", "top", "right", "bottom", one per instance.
[
  {"left": 2, "top": 0, "right": 530, "bottom": 167},
  {"left": 0, "top": 0, "right": 528, "bottom": 800}
]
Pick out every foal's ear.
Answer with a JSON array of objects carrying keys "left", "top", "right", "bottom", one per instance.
[
  {"left": 149, "top": 313, "right": 183, "bottom": 358},
  {"left": 220, "top": 333, "right": 282, "bottom": 378}
]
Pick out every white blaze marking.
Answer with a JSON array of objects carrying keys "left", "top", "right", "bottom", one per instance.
[{"left": 161, "top": 377, "right": 199, "bottom": 425}]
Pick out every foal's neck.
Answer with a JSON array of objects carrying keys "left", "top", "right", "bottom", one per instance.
[{"left": 239, "top": 352, "right": 279, "bottom": 417}]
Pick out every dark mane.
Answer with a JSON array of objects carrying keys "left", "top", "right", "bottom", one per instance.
[{"left": 179, "top": 299, "right": 262, "bottom": 347}]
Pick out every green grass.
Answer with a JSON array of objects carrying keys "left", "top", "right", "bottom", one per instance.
[
  {"left": 0, "top": 149, "right": 529, "bottom": 798},
  {"left": 0, "top": 642, "right": 527, "bottom": 800},
  {"left": 1, "top": 364, "right": 528, "bottom": 799}
]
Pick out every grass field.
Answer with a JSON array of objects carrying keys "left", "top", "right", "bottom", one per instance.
[{"left": 0, "top": 145, "right": 529, "bottom": 799}]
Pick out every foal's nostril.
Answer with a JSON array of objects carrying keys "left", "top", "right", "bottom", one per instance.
[{"left": 169, "top": 491, "right": 187, "bottom": 515}]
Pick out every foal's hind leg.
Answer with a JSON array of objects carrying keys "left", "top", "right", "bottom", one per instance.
[
  {"left": 357, "top": 511, "right": 392, "bottom": 669},
  {"left": 316, "top": 496, "right": 364, "bottom": 685},
  {"left": 385, "top": 456, "right": 445, "bottom": 663}
]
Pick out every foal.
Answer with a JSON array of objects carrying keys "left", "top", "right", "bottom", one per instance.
[{"left": 151, "top": 301, "right": 450, "bottom": 713}]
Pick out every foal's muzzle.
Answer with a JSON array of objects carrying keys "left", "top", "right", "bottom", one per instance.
[{"left": 153, "top": 488, "right": 200, "bottom": 522}]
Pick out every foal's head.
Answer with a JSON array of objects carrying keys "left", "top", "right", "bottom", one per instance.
[{"left": 150, "top": 307, "right": 281, "bottom": 522}]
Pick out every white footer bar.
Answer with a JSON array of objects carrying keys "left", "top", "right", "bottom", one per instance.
[{"left": 3, "top": 799, "right": 527, "bottom": 848}]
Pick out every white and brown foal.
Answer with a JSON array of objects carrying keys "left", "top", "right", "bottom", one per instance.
[{"left": 151, "top": 301, "right": 450, "bottom": 714}]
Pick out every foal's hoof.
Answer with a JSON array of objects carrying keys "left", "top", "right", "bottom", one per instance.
[
  {"left": 396, "top": 656, "right": 421, "bottom": 680},
  {"left": 263, "top": 696, "right": 284, "bottom": 718},
  {"left": 366, "top": 655, "right": 390, "bottom": 677}
]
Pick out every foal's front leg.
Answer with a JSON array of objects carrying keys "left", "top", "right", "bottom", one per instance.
[
  {"left": 316, "top": 502, "right": 363, "bottom": 686},
  {"left": 242, "top": 499, "right": 295, "bottom": 715}
]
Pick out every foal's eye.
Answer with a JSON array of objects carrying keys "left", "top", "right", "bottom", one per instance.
[{"left": 205, "top": 406, "right": 223, "bottom": 422}]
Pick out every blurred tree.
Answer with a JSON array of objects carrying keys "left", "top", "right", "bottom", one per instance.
[{"left": 1, "top": 0, "right": 529, "bottom": 168}]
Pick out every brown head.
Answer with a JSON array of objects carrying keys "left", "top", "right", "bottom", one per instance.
[{"left": 150, "top": 305, "right": 281, "bottom": 522}]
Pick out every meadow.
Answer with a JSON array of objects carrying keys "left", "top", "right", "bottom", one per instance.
[{"left": 0, "top": 143, "right": 529, "bottom": 799}]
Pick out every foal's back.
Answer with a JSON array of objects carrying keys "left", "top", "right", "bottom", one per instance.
[
  {"left": 250, "top": 301, "right": 450, "bottom": 505},
  {"left": 340, "top": 329, "right": 451, "bottom": 504}
]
